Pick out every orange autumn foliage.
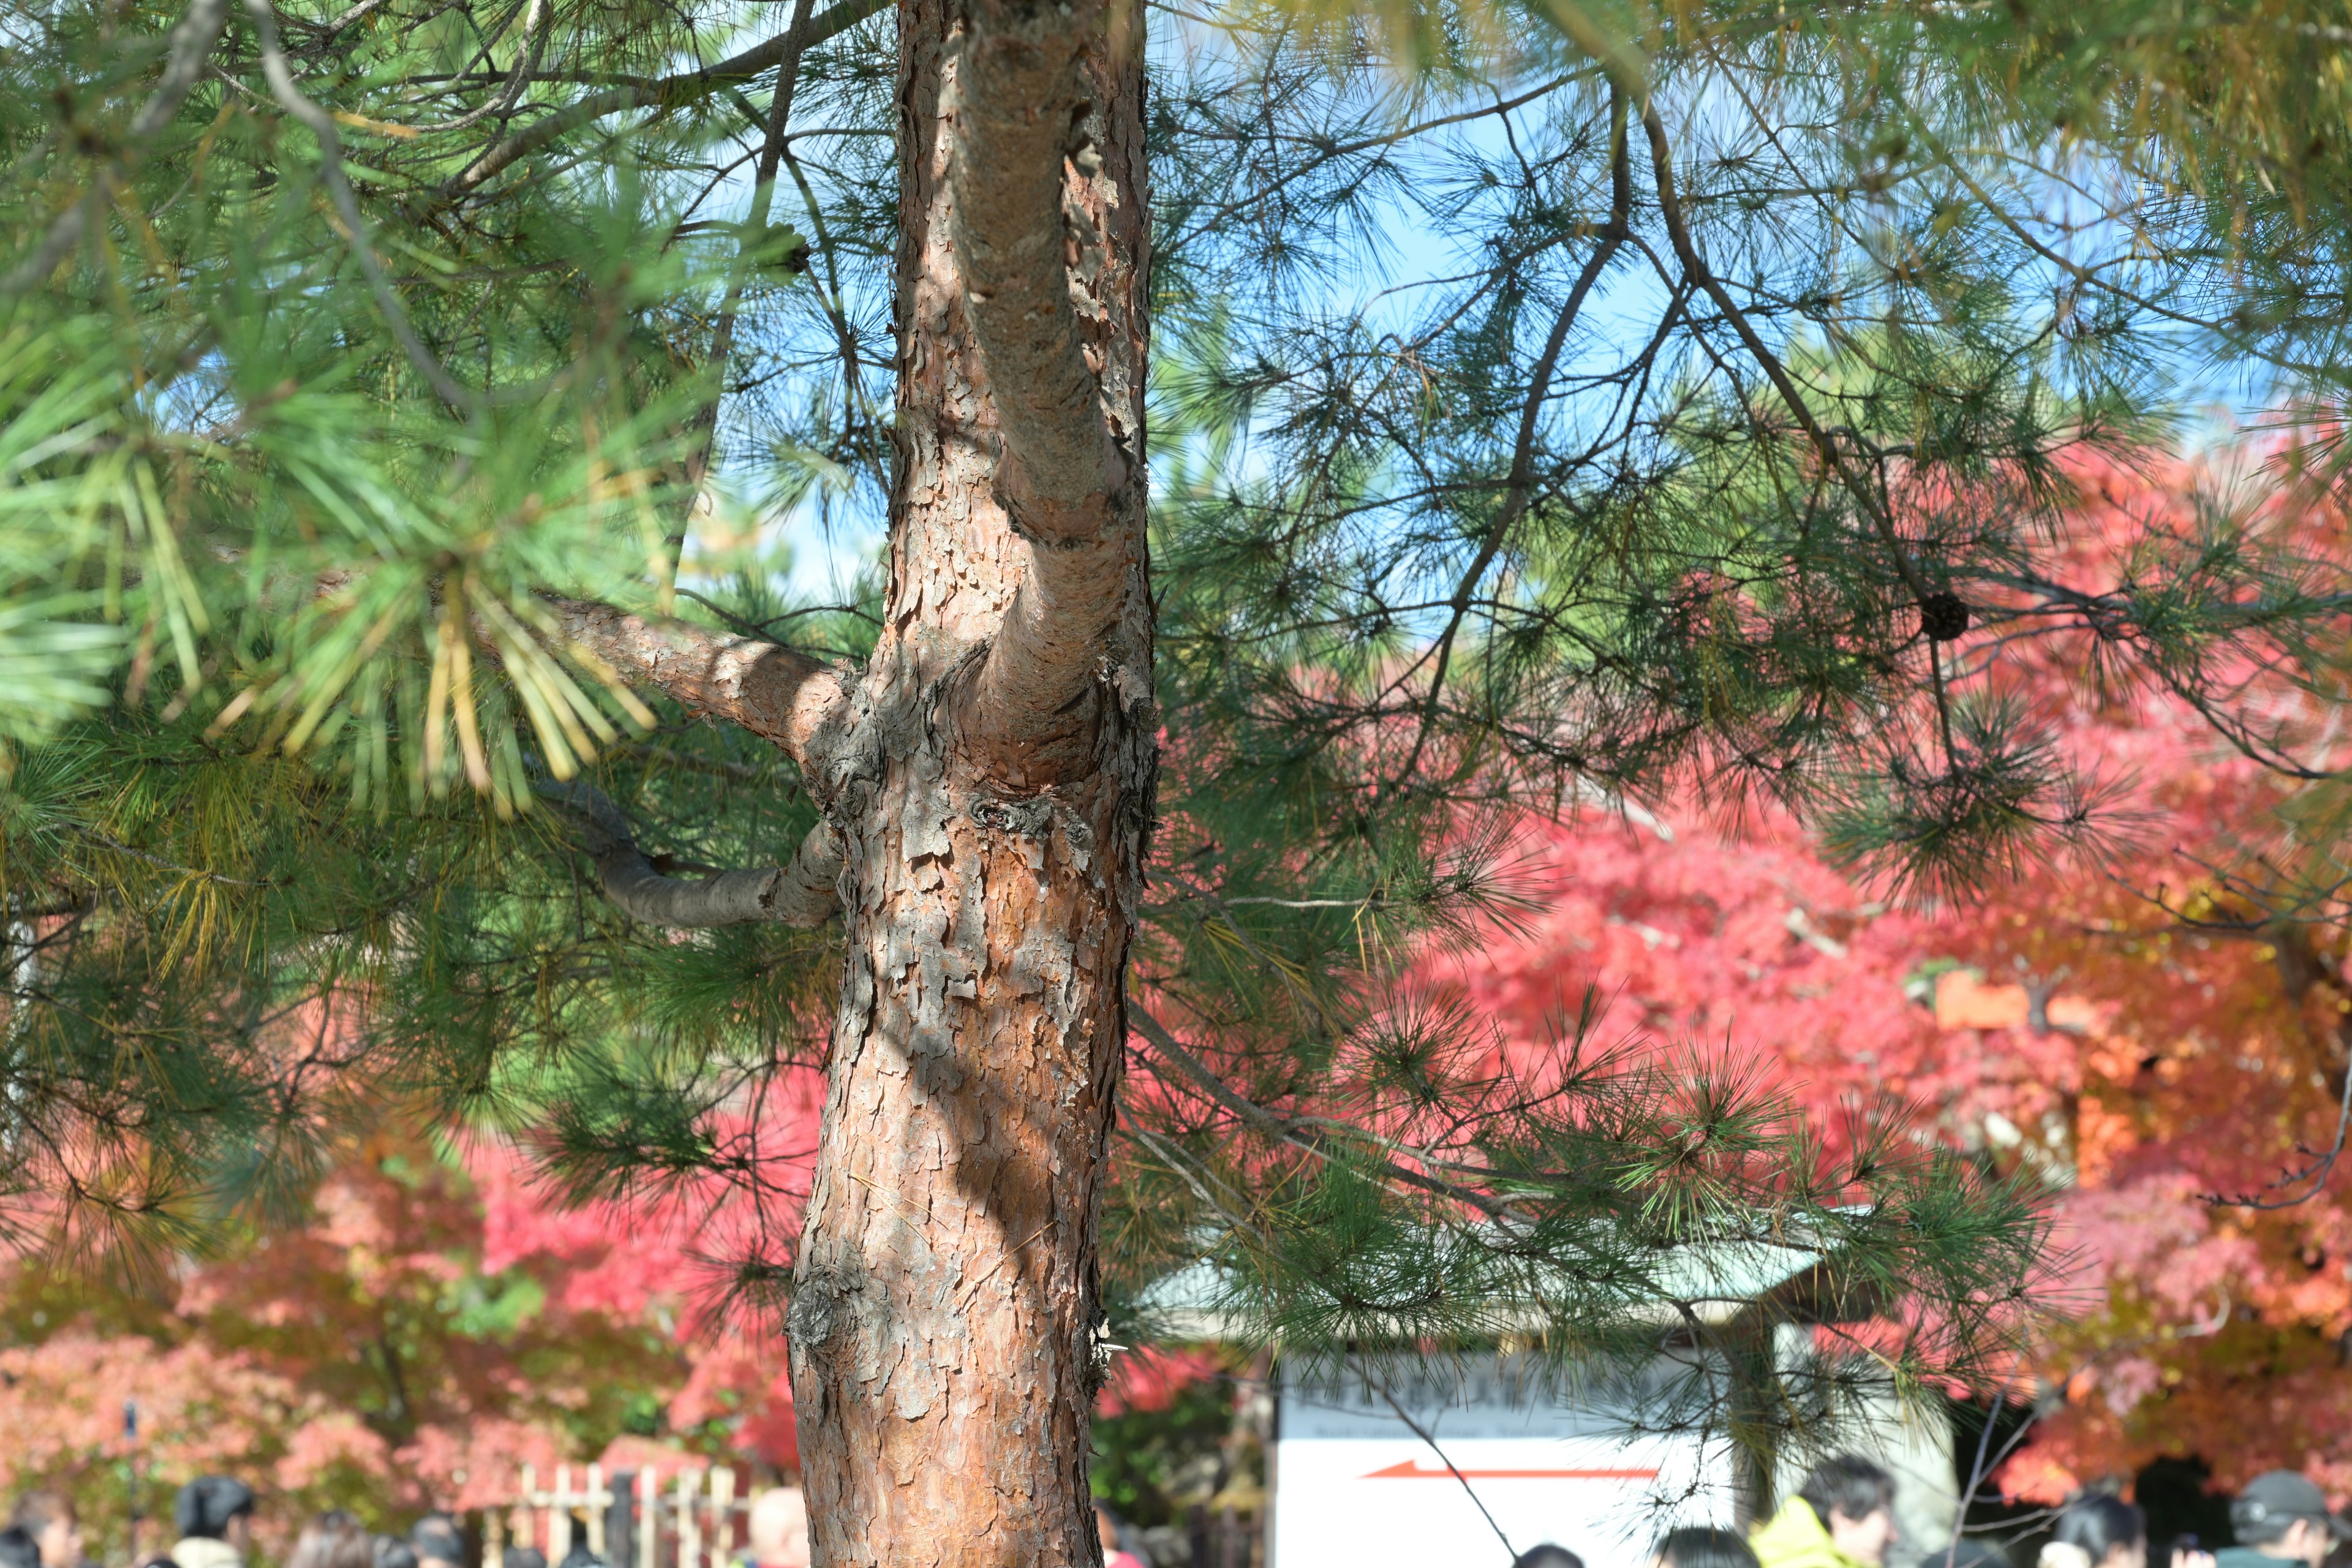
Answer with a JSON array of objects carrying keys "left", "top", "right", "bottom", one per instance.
[{"left": 0, "top": 1068, "right": 825, "bottom": 1550}]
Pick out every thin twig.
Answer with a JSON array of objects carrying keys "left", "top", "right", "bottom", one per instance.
[
  {"left": 1639, "top": 105, "right": 1934, "bottom": 609},
  {"left": 241, "top": 0, "right": 477, "bottom": 410},
  {"left": 393, "top": 0, "right": 550, "bottom": 133},
  {"left": 1, "top": 0, "right": 234, "bottom": 296},
  {"left": 677, "top": 0, "right": 818, "bottom": 557},
  {"left": 781, "top": 141, "right": 889, "bottom": 499},
  {"left": 1390, "top": 86, "right": 1633, "bottom": 793},
  {"left": 443, "top": 0, "right": 888, "bottom": 197},
  {"left": 2203, "top": 1060, "right": 2352, "bottom": 1210},
  {"left": 1358, "top": 1355, "right": 1519, "bottom": 1561}
]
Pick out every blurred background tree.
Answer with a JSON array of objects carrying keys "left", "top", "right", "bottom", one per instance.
[
  {"left": 1431, "top": 443, "right": 2352, "bottom": 1523},
  {"left": 0, "top": 1103, "right": 823, "bottom": 1551}
]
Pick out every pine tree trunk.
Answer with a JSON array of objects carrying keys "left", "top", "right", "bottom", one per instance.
[{"left": 785, "top": 0, "right": 1152, "bottom": 1557}]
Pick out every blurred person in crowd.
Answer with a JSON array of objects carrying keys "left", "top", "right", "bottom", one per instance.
[
  {"left": 9, "top": 1491, "right": 83, "bottom": 1568},
  {"left": 501, "top": 1548, "right": 547, "bottom": 1568},
  {"left": 287, "top": 1515, "right": 373, "bottom": 1568},
  {"left": 2038, "top": 1496, "right": 2147, "bottom": 1568},
  {"left": 2217, "top": 1473, "right": 2352, "bottom": 1568},
  {"left": 1752, "top": 1456, "right": 1899, "bottom": 1568},
  {"left": 552, "top": 1526, "right": 600, "bottom": 1568},
  {"left": 745, "top": 1491, "right": 809, "bottom": 1568},
  {"left": 1092, "top": 1505, "right": 1144, "bottom": 1568},
  {"left": 374, "top": 1535, "right": 418, "bottom": 1568},
  {"left": 170, "top": 1479, "right": 256, "bottom": 1568},
  {"left": 1513, "top": 1547, "right": 1586, "bottom": 1568},
  {"left": 410, "top": 1515, "right": 465, "bottom": 1568},
  {"left": 0, "top": 1528, "right": 43, "bottom": 1568},
  {"left": 285, "top": 1515, "right": 372, "bottom": 1568},
  {"left": 1656, "top": 1527, "right": 1760, "bottom": 1568}
]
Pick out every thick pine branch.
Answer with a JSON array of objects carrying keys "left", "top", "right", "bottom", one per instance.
[
  {"left": 540, "top": 595, "right": 851, "bottom": 773},
  {"left": 543, "top": 777, "right": 842, "bottom": 928}
]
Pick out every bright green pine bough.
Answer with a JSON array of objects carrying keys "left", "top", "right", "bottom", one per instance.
[{"left": 2, "top": 0, "right": 2351, "bottom": 1554}]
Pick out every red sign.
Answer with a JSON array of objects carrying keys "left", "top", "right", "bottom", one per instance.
[{"left": 1359, "top": 1461, "right": 1662, "bottom": 1481}]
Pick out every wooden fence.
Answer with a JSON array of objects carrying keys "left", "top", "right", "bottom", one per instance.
[
  {"left": 480, "top": 1464, "right": 1261, "bottom": 1568},
  {"left": 485, "top": 1464, "right": 750, "bottom": 1568}
]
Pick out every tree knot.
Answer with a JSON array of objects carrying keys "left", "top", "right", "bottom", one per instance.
[
  {"left": 970, "top": 795, "right": 1057, "bottom": 837},
  {"left": 785, "top": 1263, "right": 865, "bottom": 1358}
]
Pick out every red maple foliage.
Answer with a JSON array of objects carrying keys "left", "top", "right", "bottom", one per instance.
[
  {"left": 1440, "top": 447, "right": 2352, "bottom": 1503},
  {"left": 0, "top": 1066, "right": 825, "bottom": 1548}
]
